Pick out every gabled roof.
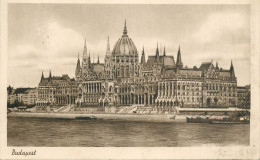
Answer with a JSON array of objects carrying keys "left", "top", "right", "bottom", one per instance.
[
  {"left": 14, "top": 88, "right": 34, "bottom": 94},
  {"left": 146, "top": 55, "right": 175, "bottom": 67},
  {"left": 199, "top": 62, "right": 212, "bottom": 70}
]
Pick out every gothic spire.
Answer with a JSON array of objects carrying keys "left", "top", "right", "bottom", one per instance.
[
  {"left": 48, "top": 70, "right": 52, "bottom": 82},
  {"left": 83, "top": 38, "right": 87, "bottom": 57},
  {"left": 49, "top": 70, "right": 52, "bottom": 78},
  {"left": 41, "top": 71, "right": 44, "bottom": 82},
  {"left": 97, "top": 54, "right": 100, "bottom": 64},
  {"left": 141, "top": 46, "right": 146, "bottom": 65},
  {"left": 75, "top": 52, "right": 81, "bottom": 76},
  {"left": 106, "top": 36, "right": 110, "bottom": 54},
  {"left": 123, "top": 19, "right": 128, "bottom": 35},
  {"left": 176, "top": 45, "right": 183, "bottom": 68},
  {"left": 88, "top": 51, "right": 91, "bottom": 64},
  {"left": 84, "top": 38, "right": 86, "bottom": 49},
  {"left": 173, "top": 55, "right": 176, "bottom": 66},
  {"left": 163, "top": 46, "right": 166, "bottom": 56},
  {"left": 230, "top": 60, "right": 235, "bottom": 77},
  {"left": 216, "top": 61, "right": 219, "bottom": 70},
  {"left": 155, "top": 42, "right": 160, "bottom": 62}
]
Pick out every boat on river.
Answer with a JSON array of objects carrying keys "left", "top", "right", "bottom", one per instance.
[
  {"left": 210, "top": 115, "right": 250, "bottom": 124},
  {"left": 186, "top": 116, "right": 213, "bottom": 123},
  {"left": 186, "top": 111, "right": 250, "bottom": 124}
]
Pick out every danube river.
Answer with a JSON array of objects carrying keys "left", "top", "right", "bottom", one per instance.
[{"left": 7, "top": 117, "right": 249, "bottom": 147}]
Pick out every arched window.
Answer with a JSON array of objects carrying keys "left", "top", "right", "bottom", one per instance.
[{"left": 109, "top": 86, "right": 113, "bottom": 93}]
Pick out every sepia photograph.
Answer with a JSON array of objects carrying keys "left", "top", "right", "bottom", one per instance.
[{"left": 1, "top": 0, "right": 260, "bottom": 159}]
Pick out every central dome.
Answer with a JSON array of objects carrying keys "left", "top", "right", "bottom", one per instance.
[{"left": 112, "top": 21, "right": 138, "bottom": 55}]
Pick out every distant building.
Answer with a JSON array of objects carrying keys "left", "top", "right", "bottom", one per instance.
[
  {"left": 7, "top": 93, "right": 17, "bottom": 104},
  {"left": 15, "top": 88, "right": 38, "bottom": 106},
  {"left": 7, "top": 87, "right": 37, "bottom": 106},
  {"left": 237, "top": 85, "right": 250, "bottom": 108}
]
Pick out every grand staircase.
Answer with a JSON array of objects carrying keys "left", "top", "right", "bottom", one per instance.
[
  {"left": 117, "top": 105, "right": 138, "bottom": 114},
  {"left": 135, "top": 106, "right": 153, "bottom": 114}
]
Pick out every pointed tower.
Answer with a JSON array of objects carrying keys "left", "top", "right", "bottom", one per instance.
[
  {"left": 97, "top": 54, "right": 100, "bottom": 64},
  {"left": 48, "top": 70, "right": 52, "bottom": 82},
  {"left": 75, "top": 52, "right": 81, "bottom": 76},
  {"left": 230, "top": 60, "right": 235, "bottom": 77},
  {"left": 216, "top": 61, "right": 219, "bottom": 70},
  {"left": 82, "top": 38, "right": 89, "bottom": 70},
  {"left": 49, "top": 70, "right": 52, "bottom": 78},
  {"left": 83, "top": 38, "right": 87, "bottom": 57},
  {"left": 163, "top": 46, "right": 166, "bottom": 56},
  {"left": 155, "top": 42, "right": 160, "bottom": 63},
  {"left": 106, "top": 36, "right": 110, "bottom": 55},
  {"left": 88, "top": 51, "right": 91, "bottom": 65},
  {"left": 141, "top": 46, "right": 146, "bottom": 65},
  {"left": 40, "top": 71, "right": 44, "bottom": 83},
  {"left": 173, "top": 55, "right": 176, "bottom": 67},
  {"left": 176, "top": 45, "right": 183, "bottom": 69}
]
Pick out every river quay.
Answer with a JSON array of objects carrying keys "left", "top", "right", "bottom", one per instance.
[{"left": 8, "top": 112, "right": 186, "bottom": 123}]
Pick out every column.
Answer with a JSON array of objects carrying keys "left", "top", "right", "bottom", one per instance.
[
  {"left": 158, "top": 83, "right": 162, "bottom": 97},
  {"left": 165, "top": 83, "right": 167, "bottom": 97},
  {"left": 144, "top": 94, "right": 146, "bottom": 104},
  {"left": 172, "top": 82, "right": 174, "bottom": 97}
]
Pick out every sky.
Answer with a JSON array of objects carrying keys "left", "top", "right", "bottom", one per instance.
[{"left": 8, "top": 4, "right": 251, "bottom": 88}]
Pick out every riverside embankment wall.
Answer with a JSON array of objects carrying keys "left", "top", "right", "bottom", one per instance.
[{"left": 8, "top": 112, "right": 186, "bottom": 122}]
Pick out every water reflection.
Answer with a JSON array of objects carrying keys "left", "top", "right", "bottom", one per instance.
[{"left": 7, "top": 117, "right": 249, "bottom": 147}]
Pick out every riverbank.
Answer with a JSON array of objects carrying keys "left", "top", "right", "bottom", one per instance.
[{"left": 8, "top": 112, "right": 187, "bottom": 122}]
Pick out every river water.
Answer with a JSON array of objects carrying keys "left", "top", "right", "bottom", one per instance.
[{"left": 7, "top": 117, "right": 249, "bottom": 147}]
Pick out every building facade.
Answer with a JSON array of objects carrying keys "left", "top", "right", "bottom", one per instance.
[
  {"left": 36, "top": 71, "right": 77, "bottom": 107},
  {"left": 74, "top": 22, "right": 239, "bottom": 109}
]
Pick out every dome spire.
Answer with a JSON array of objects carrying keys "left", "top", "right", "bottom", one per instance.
[{"left": 123, "top": 19, "right": 127, "bottom": 35}]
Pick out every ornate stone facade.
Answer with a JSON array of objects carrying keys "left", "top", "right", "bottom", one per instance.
[{"left": 74, "top": 21, "right": 238, "bottom": 109}]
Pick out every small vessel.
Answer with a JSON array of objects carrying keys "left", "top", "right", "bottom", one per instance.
[
  {"left": 75, "top": 116, "right": 97, "bottom": 120},
  {"left": 186, "top": 111, "right": 250, "bottom": 124},
  {"left": 186, "top": 116, "right": 213, "bottom": 123},
  {"left": 211, "top": 116, "right": 250, "bottom": 124}
]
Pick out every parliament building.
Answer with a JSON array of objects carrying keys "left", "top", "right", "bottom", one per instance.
[{"left": 37, "top": 21, "right": 238, "bottom": 109}]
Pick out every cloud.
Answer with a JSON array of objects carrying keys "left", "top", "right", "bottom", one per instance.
[
  {"left": 8, "top": 22, "right": 87, "bottom": 87},
  {"left": 193, "top": 12, "right": 248, "bottom": 44}
]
